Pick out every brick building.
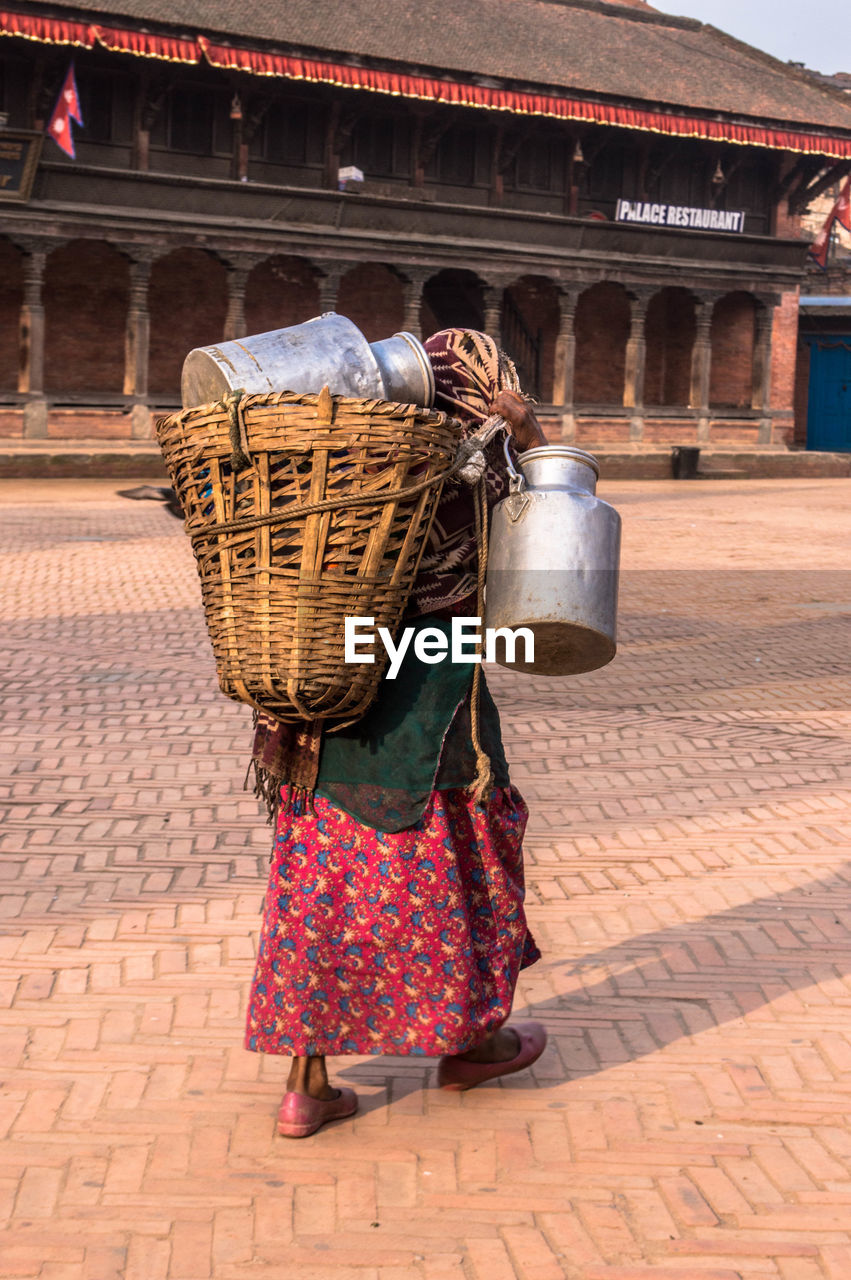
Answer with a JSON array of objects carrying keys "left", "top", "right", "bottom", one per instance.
[{"left": 2, "top": 0, "right": 851, "bottom": 454}]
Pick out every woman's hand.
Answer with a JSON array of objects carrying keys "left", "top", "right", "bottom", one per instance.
[{"left": 489, "top": 389, "right": 548, "bottom": 453}]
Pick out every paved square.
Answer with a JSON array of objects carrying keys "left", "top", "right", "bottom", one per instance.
[{"left": 1, "top": 476, "right": 850, "bottom": 1280}]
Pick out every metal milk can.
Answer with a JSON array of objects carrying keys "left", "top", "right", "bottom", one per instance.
[
  {"left": 484, "top": 443, "right": 621, "bottom": 676},
  {"left": 180, "top": 312, "right": 435, "bottom": 409}
]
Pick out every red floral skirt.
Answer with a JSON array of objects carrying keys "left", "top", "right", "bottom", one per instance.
[{"left": 245, "top": 785, "right": 540, "bottom": 1057}]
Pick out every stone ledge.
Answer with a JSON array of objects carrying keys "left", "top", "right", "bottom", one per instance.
[
  {"left": 0, "top": 442, "right": 168, "bottom": 480},
  {"left": 593, "top": 445, "right": 844, "bottom": 476},
  {"left": 592, "top": 449, "right": 851, "bottom": 480},
  {"left": 1, "top": 441, "right": 849, "bottom": 481}
]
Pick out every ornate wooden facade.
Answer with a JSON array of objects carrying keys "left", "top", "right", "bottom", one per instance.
[{"left": 2, "top": 0, "right": 851, "bottom": 448}]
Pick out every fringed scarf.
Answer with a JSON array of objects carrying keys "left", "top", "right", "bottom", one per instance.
[
  {"left": 249, "top": 711, "right": 324, "bottom": 821},
  {"left": 424, "top": 328, "right": 521, "bottom": 422}
]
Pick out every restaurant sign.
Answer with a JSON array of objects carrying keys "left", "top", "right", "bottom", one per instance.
[
  {"left": 0, "top": 131, "right": 43, "bottom": 203},
  {"left": 616, "top": 199, "right": 746, "bottom": 234}
]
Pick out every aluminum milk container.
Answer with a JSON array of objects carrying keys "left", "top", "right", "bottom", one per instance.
[
  {"left": 484, "top": 443, "right": 621, "bottom": 675},
  {"left": 180, "top": 312, "right": 435, "bottom": 409}
]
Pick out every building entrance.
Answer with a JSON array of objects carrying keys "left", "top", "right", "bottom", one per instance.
[{"left": 806, "top": 337, "right": 851, "bottom": 452}]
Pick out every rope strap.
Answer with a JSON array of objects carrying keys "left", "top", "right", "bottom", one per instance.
[{"left": 468, "top": 475, "right": 494, "bottom": 807}]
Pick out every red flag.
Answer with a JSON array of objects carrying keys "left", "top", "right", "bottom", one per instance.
[
  {"left": 808, "top": 210, "right": 835, "bottom": 271},
  {"left": 46, "top": 64, "right": 83, "bottom": 158},
  {"left": 835, "top": 176, "right": 851, "bottom": 233}
]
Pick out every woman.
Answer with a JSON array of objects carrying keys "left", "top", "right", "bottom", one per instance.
[{"left": 245, "top": 328, "right": 549, "bottom": 1138}]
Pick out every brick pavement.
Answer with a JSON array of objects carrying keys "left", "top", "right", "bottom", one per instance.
[{"left": 1, "top": 476, "right": 850, "bottom": 1280}]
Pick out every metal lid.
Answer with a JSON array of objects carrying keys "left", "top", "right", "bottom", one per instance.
[{"left": 517, "top": 444, "right": 600, "bottom": 479}]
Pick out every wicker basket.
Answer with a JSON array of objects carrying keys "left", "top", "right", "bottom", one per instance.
[{"left": 156, "top": 387, "right": 460, "bottom": 723}]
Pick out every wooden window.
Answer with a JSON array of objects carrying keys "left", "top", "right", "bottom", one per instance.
[
  {"left": 263, "top": 100, "right": 309, "bottom": 163},
  {"left": 75, "top": 69, "right": 115, "bottom": 143},
  {"left": 255, "top": 99, "right": 325, "bottom": 166},
  {"left": 725, "top": 155, "right": 772, "bottom": 227},
  {"left": 348, "top": 114, "right": 411, "bottom": 179},
  {"left": 0, "top": 53, "right": 28, "bottom": 125},
  {"left": 512, "top": 137, "right": 565, "bottom": 193},
  {"left": 583, "top": 144, "right": 628, "bottom": 204},
  {"left": 168, "top": 87, "right": 215, "bottom": 154},
  {"left": 430, "top": 126, "right": 479, "bottom": 186}
]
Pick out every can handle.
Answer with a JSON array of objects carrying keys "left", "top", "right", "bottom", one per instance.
[
  {"left": 501, "top": 434, "right": 532, "bottom": 522},
  {"left": 503, "top": 434, "right": 526, "bottom": 495}
]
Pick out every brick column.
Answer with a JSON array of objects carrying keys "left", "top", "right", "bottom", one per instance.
[
  {"left": 121, "top": 251, "right": 154, "bottom": 439},
  {"left": 401, "top": 269, "right": 430, "bottom": 339},
  {"left": 223, "top": 258, "right": 255, "bottom": 341},
  {"left": 752, "top": 301, "right": 775, "bottom": 445},
  {"left": 482, "top": 284, "right": 504, "bottom": 348},
  {"left": 318, "top": 263, "right": 345, "bottom": 314},
  {"left": 18, "top": 243, "right": 48, "bottom": 438},
  {"left": 623, "top": 291, "right": 650, "bottom": 443},
  {"left": 123, "top": 253, "right": 152, "bottom": 395},
  {"left": 689, "top": 297, "right": 714, "bottom": 444},
  {"left": 552, "top": 288, "right": 579, "bottom": 443}
]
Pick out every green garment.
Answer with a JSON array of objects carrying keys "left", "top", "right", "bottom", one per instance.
[{"left": 316, "top": 616, "right": 510, "bottom": 832}]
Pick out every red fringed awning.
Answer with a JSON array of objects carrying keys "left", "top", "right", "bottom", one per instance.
[
  {"left": 0, "top": 9, "right": 91, "bottom": 47},
  {"left": 199, "top": 38, "right": 851, "bottom": 158},
  {"left": 92, "top": 25, "right": 200, "bottom": 64},
  {"left": 3, "top": 10, "right": 851, "bottom": 159}
]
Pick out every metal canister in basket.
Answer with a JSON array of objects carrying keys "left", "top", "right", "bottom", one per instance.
[
  {"left": 484, "top": 443, "right": 622, "bottom": 676},
  {"left": 180, "top": 312, "right": 435, "bottom": 409}
]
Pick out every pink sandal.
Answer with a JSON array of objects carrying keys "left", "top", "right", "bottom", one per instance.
[
  {"left": 276, "top": 1086, "right": 358, "bottom": 1138},
  {"left": 437, "top": 1021, "right": 548, "bottom": 1091}
]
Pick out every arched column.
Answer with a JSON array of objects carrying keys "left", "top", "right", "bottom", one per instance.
[
  {"left": 752, "top": 299, "right": 775, "bottom": 443},
  {"left": 401, "top": 268, "right": 430, "bottom": 339},
  {"left": 18, "top": 240, "right": 49, "bottom": 437},
  {"left": 552, "top": 288, "right": 579, "bottom": 442},
  {"left": 121, "top": 248, "right": 154, "bottom": 438},
  {"left": 318, "top": 263, "right": 346, "bottom": 314},
  {"left": 689, "top": 296, "right": 715, "bottom": 442},
  {"left": 122, "top": 251, "right": 152, "bottom": 399},
  {"left": 223, "top": 256, "right": 257, "bottom": 342},
  {"left": 624, "top": 290, "right": 651, "bottom": 442},
  {"left": 482, "top": 282, "right": 504, "bottom": 348}
]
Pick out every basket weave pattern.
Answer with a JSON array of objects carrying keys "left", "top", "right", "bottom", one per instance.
[{"left": 157, "top": 388, "right": 460, "bottom": 723}]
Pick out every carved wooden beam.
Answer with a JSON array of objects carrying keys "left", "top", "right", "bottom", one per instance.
[
  {"left": 241, "top": 94, "right": 273, "bottom": 145},
  {"left": 580, "top": 127, "right": 613, "bottom": 168},
  {"left": 791, "top": 161, "right": 851, "bottom": 214},
  {"left": 496, "top": 128, "right": 530, "bottom": 176},
  {"left": 772, "top": 155, "right": 810, "bottom": 203},
  {"left": 784, "top": 157, "right": 824, "bottom": 213},
  {"left": 140, "top": 73, "right": 172, "bottom": 133},
  {"left": 332, "top": 103, "right": 360, "bottom": 155},
  {"left": 416, "top": 114, "right": 454, "bottom": 168}
]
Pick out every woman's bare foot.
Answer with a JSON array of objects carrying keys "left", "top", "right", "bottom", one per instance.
[
  {"left": 456, "top": 1027, "right": 520, "bottom": 1065},
  {"left": 287, "top": 1054, "right": 339, "bottom": 1100}
]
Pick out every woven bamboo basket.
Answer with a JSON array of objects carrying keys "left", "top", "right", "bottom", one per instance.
[{"left": 156, "top": 386, "right": 461, "bottom": 723}]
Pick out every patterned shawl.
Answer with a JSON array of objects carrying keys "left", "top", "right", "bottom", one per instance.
[
  {"left": 408, "top": 329, "right": 520, "bottom": 617},
  {"left": 425, "top": 328, "right": 521, "bottom": 422}
]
